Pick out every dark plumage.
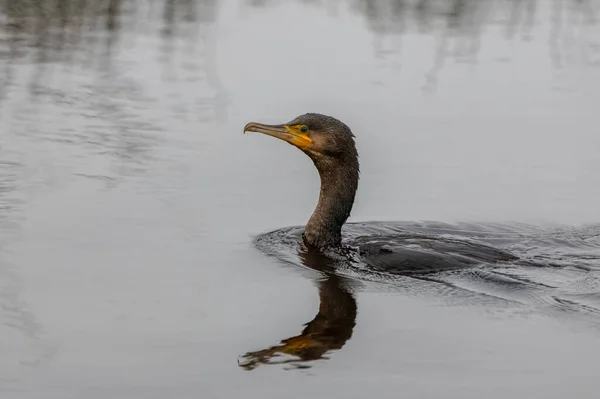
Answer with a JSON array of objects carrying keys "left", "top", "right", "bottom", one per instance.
[{"left": 289, "top": 114, "right": 359, "bottom": 249}]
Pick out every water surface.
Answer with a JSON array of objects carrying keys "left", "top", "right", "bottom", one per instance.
[{"left": 1, "top": 0, "right": 600, "bottom": 397}]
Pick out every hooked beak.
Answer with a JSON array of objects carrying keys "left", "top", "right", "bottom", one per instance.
[{"left": 244, "top": 122, "right": 312, "bottom": 150}]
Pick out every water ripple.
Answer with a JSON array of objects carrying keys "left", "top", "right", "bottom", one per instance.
[{"left": 255, "top": 221, "right": 600, "bottom": 325}]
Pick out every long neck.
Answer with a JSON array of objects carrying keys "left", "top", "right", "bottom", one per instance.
[{"left": 303, "top": 155, "right": 359, "bottom": 250}]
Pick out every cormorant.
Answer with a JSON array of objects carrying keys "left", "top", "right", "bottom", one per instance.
[{"left": 244, "top": 113, "right": 519, "bottom": 276}]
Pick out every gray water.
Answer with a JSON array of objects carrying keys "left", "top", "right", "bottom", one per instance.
[{"left": 1, "top": 0, "right": 600, "bottom": 397}]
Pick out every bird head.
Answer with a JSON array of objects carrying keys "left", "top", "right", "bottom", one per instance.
[{"left": 243, "top": 113, "right": 358, "bottom": 166}]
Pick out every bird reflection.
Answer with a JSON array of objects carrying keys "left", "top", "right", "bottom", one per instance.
[{"left": 239, "top": 247, "right": 358, "bottom": 370}]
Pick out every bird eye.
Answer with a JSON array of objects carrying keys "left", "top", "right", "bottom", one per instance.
[{"left": 300, "top": 125, "right": 308, "bottom": 133}]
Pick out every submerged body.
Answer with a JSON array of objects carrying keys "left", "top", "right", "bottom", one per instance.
[
  {"left": 244, "top": 113, "right": 520, "bottom": 275},
  {"left": 355, "top": 233, "right": 518, "bottom": 275}
]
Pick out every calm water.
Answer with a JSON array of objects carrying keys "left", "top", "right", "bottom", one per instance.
[{"left": 1, "top": 0, "right": 600, "bottom": 397}]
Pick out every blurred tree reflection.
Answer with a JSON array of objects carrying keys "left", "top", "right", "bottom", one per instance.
[
  {"left": 0, "top": 0, "right": 225, "bottom": 165},
  {"left": 0, "top": 0, "right": 597, "bottom": 117},
  {"left": 1, "top": 0, "right": 597, "bottom": 78}
]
